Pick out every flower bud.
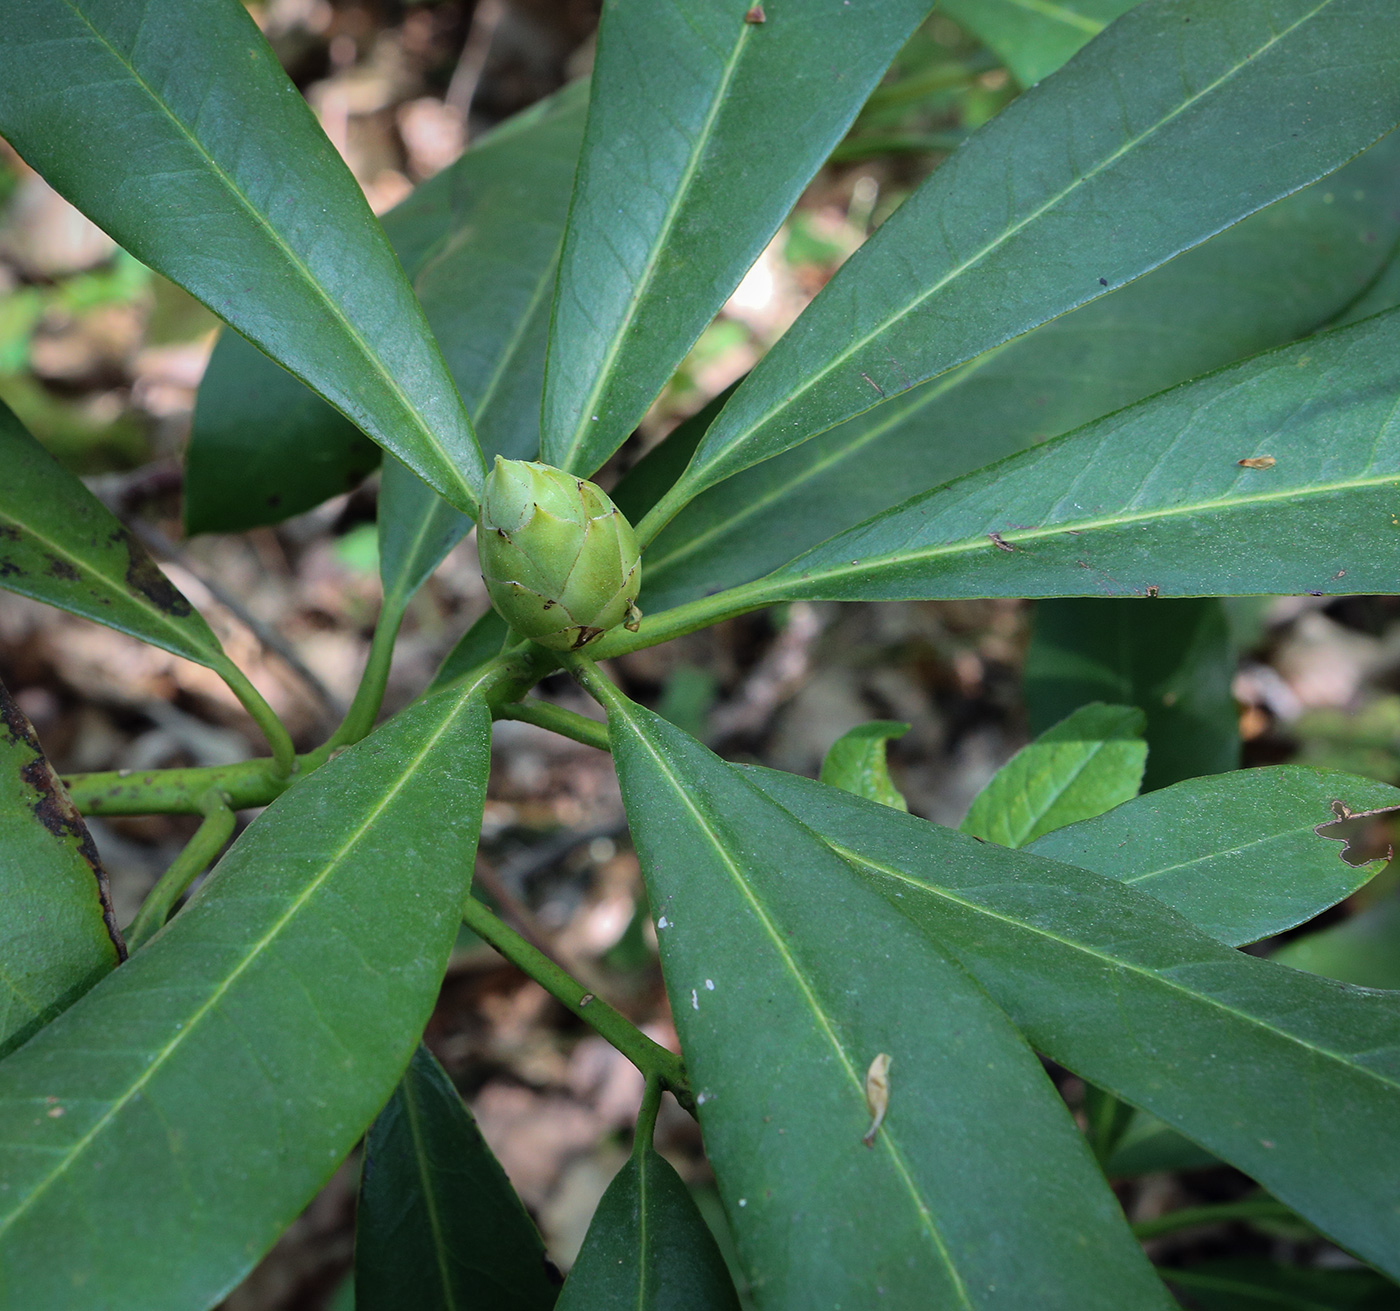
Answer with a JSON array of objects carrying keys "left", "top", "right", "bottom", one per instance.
[{"left": 477, "top": 457, "right": 642, "bottom": 651}]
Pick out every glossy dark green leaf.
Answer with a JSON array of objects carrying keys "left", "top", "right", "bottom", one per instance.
[
  {"left": 185, "top": 334, "right": 382, "bottom": 534},
  {"left": 0, "top": 0, "right": 484, "bottom": 513},
  {"left": 749, "top": 307, "right": 1400, "bottom": 607},
  {"left": 819, "top": 720, "right": 909, "bottom": 811},
  {"left": 0, "top": 398, "right": 224, "bottom": 669},
  {"left": 0, "top": 680, "right": 120, "bottom": 1059},
  {"left": 541, "top": 0, "right": 932, "bottom": 478},
  {"left": 660, "top": 0, "right": 1400, "bottom": 526},
  {"left": 556, "top": 1143, "right": 738, "bottom": 1311},
  {"left": 1028, "top": 765, "right": 1399, "bottom": 946},
  {"left": 939, "top": 0, "right": 1139, "bottom": 88},
  {"left": 585, "top": 676, "right": 1172, "bottom": 1309},
  {"left": 1162, "top": 1260, "right": 1400, "bottom": 1311},
  {"left": 431, "top": 609, "right": 511, "bottom": 693},
  {"left": 356, "top": 1044, "right": 558, "bottom": 1311},
  {"left": 961, "top": 703, "right": 1145, "bottom": 848},
  {"left": 638, "top": 135, "right": 1400, "bottom": 611},
  {"left": 1272, "top": 896, "right": 1400, "bottom": 989},
  {"left": 747, "top": 769, "right": 1400, "bottom": 1281},
  {"left": 1103, "top": 1114, "right": 1220, "bottom": 1177},
  {"left": 0, "top": 681, "right": 493, "bottom": 1309},
  {"left": 378, "top": 457, "right": 471, "bottom": 614},
  {"left": 1025, "top": 598, "right": 1240, "bottom": 790},
  {"left": 186, "top": 82, "right": 589, "bottom": 534}
]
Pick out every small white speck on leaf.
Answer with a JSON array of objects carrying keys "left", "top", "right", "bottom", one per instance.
[
  {"left": 705, "top": 979, "right": 715, "bottom": 990},
  {"left": 657, "top": 915, "right": 670, "bottom": 929},
  {"left": 691, "top": 989, "right": 699, "bottom": 1010},
  {"left": 862, "top": 1052, "right": 892, "bottom": 1147}
]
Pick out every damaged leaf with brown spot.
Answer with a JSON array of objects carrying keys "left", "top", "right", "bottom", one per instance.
[
  {"left": 0, "top": 678, "right": 121, "bottom": 1058},
  {"left": 0, "top": 398, "right": 223, "bottom": 668}
]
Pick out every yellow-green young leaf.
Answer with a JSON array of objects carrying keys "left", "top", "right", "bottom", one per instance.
[
  {"left": 356, "top": 1045, "right": 559, "bottom": 1311},
  {"left": 0, "top": 680, "right": 121, "bottom": 1059},
  {"left": 0, "top": 682, "right": 492, "bottom": 1310},
  {"left": 0, "top": 0, "right": 483, "bottom": 514},
  {"left": 748, "top": 768, "right": 1400, "bottom": 1282},
  {"left": 1026, "top": 598, "right": 1239, "bottom": 790},
  {"left": 1028, "top": 765, "right": 1400, "bottom": 947},
  {"left": 940, "top": 0, "right": 1140, "bottom": 88},
  {"left": 819, "top": 720, "right": 909, "bottom": 811},
  {"left": 665, "top": 0, "right": 1400, "bottom": 521},
  {"left": 961, "top": 703, "right": 1145, "bottom": 848},
  {"left": 580, "top": 672, "right": 1172, "bottom": 1309},
  {"left": 556, "top": 1145, "right": 740, "bottom": 1311},
  {"left": 0, "top": 399, "right": 222, "bottom": 669}
]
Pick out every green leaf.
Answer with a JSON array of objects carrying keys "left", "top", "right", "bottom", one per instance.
[
  {"left": 819, "top": 720, "right": 910, "bottom": 811},
  {"left": 0, "top": 0, "right": 484, "bottom": 514},
  {"left": 431, "top": 609, "right": 511, "bottom": 694},
  {"left": 752, "top": 306, "right": 1400, "bottom": 606},
  {"left": 0, "top": 680, "right": 121, "bottom": 1059},
  {"left": 939, "top": 0, "right": 1140, "bottom": 88},
  {"left": 1027, "top": 765, "right": 1399, "bottom": 946},
  {"left": 185, "top": 333, "right": 382, "bottom": 534},
  {"left": 356, "top": 1044, "right": 559, "bottom": 1311},
  {"left": 0, "top": 398, "right": 223, "bottom": 669},
  {"left": 1161, "top": 1260, "right": 1400, "bottom": 1311},
  {"left": 658, "top": 0, "right": 1400, "bottom": 526},
  {"left": 747, "top": 769, "right": 1400, "bottom": 1281},
  {"left": 0, "top": 682, "right": 493, "bottom": 1309},
  {"left": 583, "top": 674, "right": 1172, "bottom": 1309},
  {"left": 1026, "top": 598, "right": 1240, "bottom": 790},
  {"left": 637, "top": 134, "right": 1400, "bottom": 611},
  {"left": 961, "top": 703, "right": 1145, "bottom": 848},
  {"left": 540, "top": 0, "right": 932, "bottom": 478},
  {"left": 186, "top": 80, "right": 589, "bottom": 534},
  {"left": 378, "top": 457, "right": 471, "bottom": 615},
  {"left": 556, "top": 1143, "right": 739, "bottom": 1311},
  {"left": 1272, "top": 896, "right": 1400, "bottom": 989}
]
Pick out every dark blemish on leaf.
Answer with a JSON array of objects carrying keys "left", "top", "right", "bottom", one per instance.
[
  {"left": 1308, "top": 590, "right": 1324, "bottom": 596},
  {"left": 1317, "top": 799, "right": 1400, "bottom": 868},
  {"left": 541, "top": 598, "right": 557, "bottom": 610},
  {"left": 1146, "top": 585, "right": 1160, "bottom": 598},
  {"left": 860, "top": 372, "right": 884, "bottom": 397},
  {"left": 1098, "top": 277, "right": 1108, "bottom": 286},
  {"left": 988, "top": 532, "right": 1014, "bottom": 552},
  {"left": 108, "top": 528, "right": 192, "bottom": 617},
  {"left": 745, "top": 3, "right": 766, "bottom": 21},
  {"left": 266, "top": 493, "right": 283, "bottom": 508},
  {"left": 0, "top": 524, "right": 19, "bottom": 541},
  {"left": 2, "top": 681, "right": 126, "bottom": 960},
  {"left": 0, "top": 560, "right": 19, "bottom": 578},
  {"left": 45, "top": 556, "right": 80, "bottom": 582},
  {"left": 571, "top": 626, "right": 605, "bottom": 650}
]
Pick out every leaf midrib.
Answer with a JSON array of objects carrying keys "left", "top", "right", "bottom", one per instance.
[
  {"left": 777, "top": 468, "right": 1400, "bottom": 588},
  {"left": 551, "top": 22, "right": 755, "bottom": 473},
  {"left": 695, "top": 0, "right": 1335, "bottom": 484},
  {"left": 403, "top": 1073, "right": 461, "bottom": 1311},
  {"left": 827, "top": 835, "right": 1400, "bottom": 1099},
  {"left": 0, "top": 509, "right": 216, "bottom": 666},
  {"left": 1001, "top": 738, "right": 1132, "bottom": 848},
  {"left": 612, "top": 703, "right": 974, "bottom": 1309},
  {"left": 1000, "top": 0, "right": 1106, "bottom": 37},
  {"left": 0, "top": 683, "right": 483, "bottom": 1239},
  {"left": 58, "top": 0, "right": 471, "bottom": 497}
]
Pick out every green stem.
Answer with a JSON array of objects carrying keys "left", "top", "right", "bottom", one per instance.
[
  {"left": 589, "top": 574, "right": 780, "bottom": 661},
  {"left": 326, "top": 600, "right": 406, "bottom": 749},
  {"left": 63, "top": 756, "right": 303, "bottom": 815},
  {"left": 634, "top": 1074, "right": 663, "bottom": 1158},
  {"left": 1132, "top": 1198, "right": 1298, "bottom": 1242},
  {"left": 214, "top": 657, "right": 297, "bottom": 777},
  {"left": 493, "top": 699, "right": 610, "bottom": 751},
  {"left": 462, "top": 895, "right": 693, "bottom": 1112},
  {"left": 124, "top": 788, "right": 236, "bottom": 949},
  {"left": 633, "top": 477, "right": 697, "bottom": 552}
]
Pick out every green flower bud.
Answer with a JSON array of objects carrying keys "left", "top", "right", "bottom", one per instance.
[{"left": 477, "top": 457, "right": 642, "bottom": 651}]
